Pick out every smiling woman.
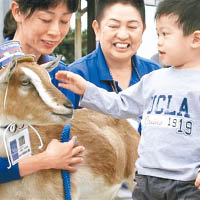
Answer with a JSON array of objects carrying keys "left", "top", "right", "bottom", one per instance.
[
  {"left": 11, "top": 0, "right": 74, "bottom": 61},
  {"left": 51, "top": 0, "right": 161, "bottom": 111}
]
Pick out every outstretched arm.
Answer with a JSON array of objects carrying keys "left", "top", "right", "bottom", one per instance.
[
  {"left": 55, "top": 71, "right": 87, "bottom": 95},
  {"left": 55, "top": 70, "right": 144, "bottom": 120}
]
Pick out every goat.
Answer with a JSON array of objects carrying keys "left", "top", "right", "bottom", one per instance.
[{"left": 0, "top": 55, "right": 140, "bottom": 200}]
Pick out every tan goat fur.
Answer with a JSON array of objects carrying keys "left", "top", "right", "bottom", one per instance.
[{"left": 0, "top": 56, "right": 140, "bottom": 200}]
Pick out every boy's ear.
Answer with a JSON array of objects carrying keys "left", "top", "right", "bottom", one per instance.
[
  {"left": 191, "top": 30, "right": 200, "bottom": 48},
  {"left": 92, "top": 20, "right": 100, "bottom": 42},
  {"left": 11, "top": 1, "right": 23, "bottom": 23},
  {"left": 143, "top": 24, "right": 146, "bottom": 33}
]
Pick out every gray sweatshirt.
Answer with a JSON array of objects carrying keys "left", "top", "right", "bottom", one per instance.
[{"left": 80, "top": 67, "right": 200, "bottom": 181}]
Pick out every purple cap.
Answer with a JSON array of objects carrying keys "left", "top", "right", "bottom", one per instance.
[{"left": 0, "top": 41, "right": 25, "bottom": 68}]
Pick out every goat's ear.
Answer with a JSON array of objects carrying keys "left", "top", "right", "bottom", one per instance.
[
  {"left": 40, "top": 55, "right": 62, "bottom": 72},
  {"left": 0, "top": 57, "right": 17, "bottom": 83}
]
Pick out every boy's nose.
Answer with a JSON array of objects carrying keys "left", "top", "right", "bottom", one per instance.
[
  {"left": 157, "top": 37, "right": 164, "bottom": 47},
  {"left": 157, "top": 38, "right": 163, "bottom": 47}
]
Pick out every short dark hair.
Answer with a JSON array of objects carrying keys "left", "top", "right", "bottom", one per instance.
[
  {"left": 15, "top": 0, "right": 79, "bottom": 16},
  {"left": 155, "top": 0, "right": 200, "bottom": 36},
  {"left": 3, "top": 0, "right": 79, "bottom": 39},
  {"left": 3, "top": 10, "right": 16, "bottom": 39},
  {"left": 95, "top": 0, "right": 145, "bottom": 24}
]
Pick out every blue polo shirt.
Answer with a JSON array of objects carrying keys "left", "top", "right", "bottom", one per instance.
[{"left": 51, "top": 43, "right": 161, "bottom": 109}]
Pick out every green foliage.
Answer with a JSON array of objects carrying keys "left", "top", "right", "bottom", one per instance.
[
  {"left": 53, "top": 29, "right": 87, "bottom": 64},
  {"left": 82, "top": 30, "right": 87, "bottom": 57}
]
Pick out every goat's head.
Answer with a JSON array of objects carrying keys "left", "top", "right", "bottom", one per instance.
[{"left": 0, "top": 55, "right": 73, "bottom": 126}]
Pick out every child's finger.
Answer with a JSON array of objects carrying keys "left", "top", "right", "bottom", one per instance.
[{"left": 55, "top": 71, "right": 68, "bottom": 81}]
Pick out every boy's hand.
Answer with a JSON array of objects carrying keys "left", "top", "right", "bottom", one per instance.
[
  {"left": 195, "top": 172, "right": 200, "bottom": 189},
  {"left": 55, "top": 71, "right": 87, "bottom": 95}
]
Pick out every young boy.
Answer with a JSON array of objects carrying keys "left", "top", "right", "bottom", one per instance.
[{"left": 56, "top": 0, "right": 200, "bottom": 199}]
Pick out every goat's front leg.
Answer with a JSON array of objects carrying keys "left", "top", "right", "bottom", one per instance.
[{"left": 71, "top": 180, "right": 79, "bottom": 200}]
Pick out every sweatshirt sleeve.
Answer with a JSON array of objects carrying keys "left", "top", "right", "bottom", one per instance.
[
  {"left": 80, "top": 80, "right": 144, "bottom": 120},
  {"left": 0, "top": 157, "right": 21, "bottom": 183}
]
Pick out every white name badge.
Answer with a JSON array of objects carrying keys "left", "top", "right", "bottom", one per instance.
[{"left": 7, "top": 128, "right": 32, "bottom": 165}]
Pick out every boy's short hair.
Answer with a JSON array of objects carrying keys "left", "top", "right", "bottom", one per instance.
[
  {"left": 95, "top": 0, "right": 145, "bottom": 24},
  {"left": 155, "top": 0, "right": 200, "bottom": 36}
]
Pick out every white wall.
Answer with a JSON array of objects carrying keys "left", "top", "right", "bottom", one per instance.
[
  {"left": 0, "top": 0, "right": 12, "bottom": 42},
  {"left": 137, "top": 5, "right": 158, "bottom": 59}
]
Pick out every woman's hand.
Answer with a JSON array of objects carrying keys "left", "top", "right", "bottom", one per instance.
[
  {"left": 44, "top": 137, "right": 85, "bottom": 172},
  {"left": 55, "top": 71, "right": 87, "bottom": 95},
  {"left": 19, "top": 136, "right": 85, "bottom": 176}
]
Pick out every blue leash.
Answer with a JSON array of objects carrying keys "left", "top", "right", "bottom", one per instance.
[{"left": 60, "top": 124, "right": 72, "bottom": 200}]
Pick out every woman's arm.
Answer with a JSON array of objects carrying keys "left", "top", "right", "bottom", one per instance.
[
  {"left": 0, "top": 137, "right": 84, "bottom": 183},
  {"left": 19, "top": 137, "right": 84, "bottom": 176}
]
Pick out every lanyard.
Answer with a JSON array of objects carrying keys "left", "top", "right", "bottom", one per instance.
[
  {"left": 132, "top": 58, "right": 141, "bottom": 80},
  {"left": 109, "top": 58, "right": 140, "bottom": 93},
  {"left": 110, "top": 81, "right": 119, "bottom": 93}
]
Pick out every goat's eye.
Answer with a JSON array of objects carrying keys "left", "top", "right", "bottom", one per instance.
[{"left": 21, "top": 79, "right": 31, "bottom": 86}]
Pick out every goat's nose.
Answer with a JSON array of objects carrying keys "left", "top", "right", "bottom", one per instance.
[{"left": 63, "top": 102, "right": 73, "bottom": 109}]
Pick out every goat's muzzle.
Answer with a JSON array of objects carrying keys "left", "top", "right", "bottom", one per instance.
[{"left": 52, "top": 101, "right": 73, "bottom": 122}]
